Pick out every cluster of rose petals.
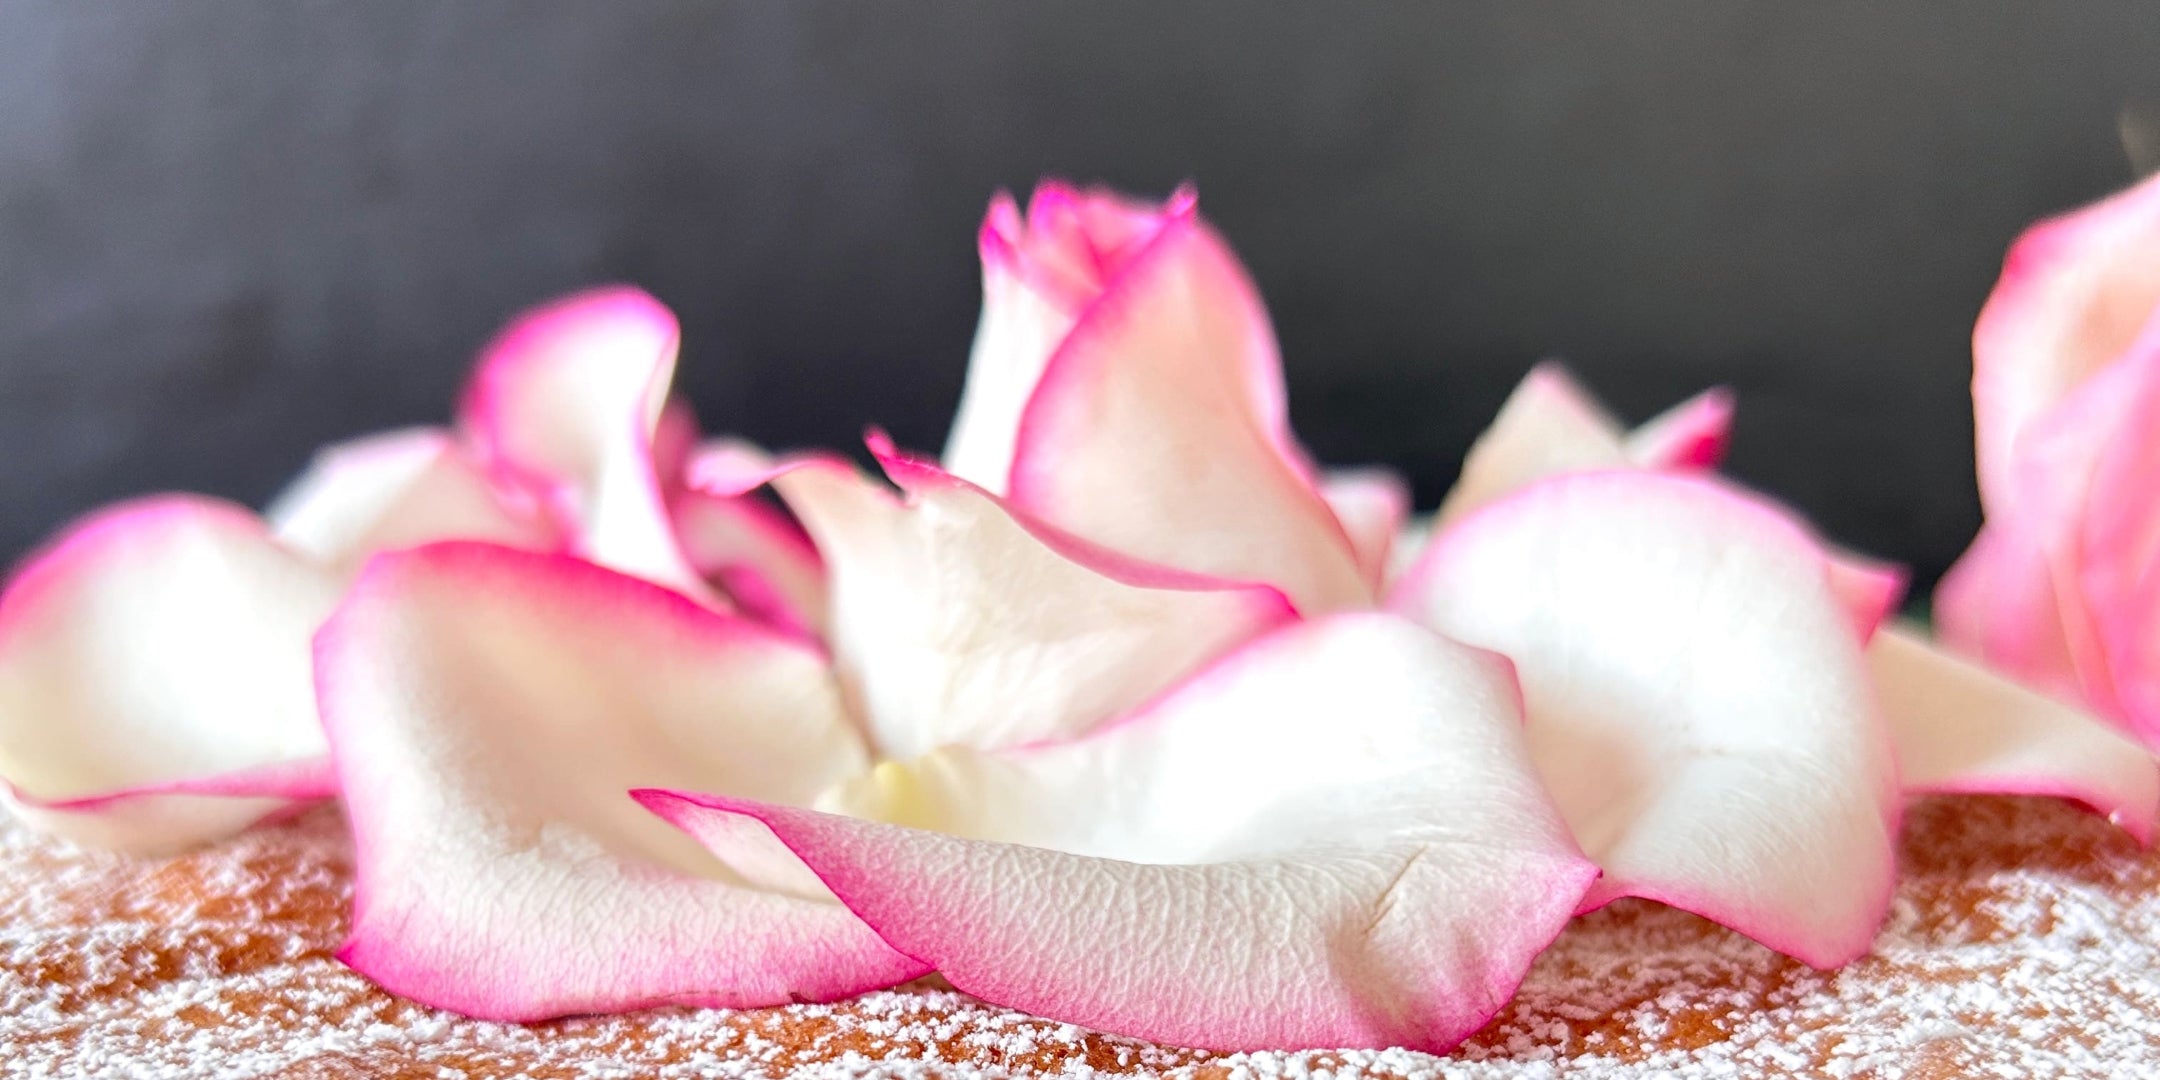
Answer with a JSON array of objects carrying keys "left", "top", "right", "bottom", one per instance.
[
  {"left": 2, "top": 180, "right": 2154, "bottom": 1054},
  {"left": 1939, "top": 170, "right": 2160, "bottom": 750}
]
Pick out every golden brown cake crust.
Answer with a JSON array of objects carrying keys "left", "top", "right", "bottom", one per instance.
[{"left": 5, "top": 795, "right": 2158, "bottom": 1078}]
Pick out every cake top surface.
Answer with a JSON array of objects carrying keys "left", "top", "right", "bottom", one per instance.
[{"left": 5, "top": 794, "right": 2157, "bottom": 1079}]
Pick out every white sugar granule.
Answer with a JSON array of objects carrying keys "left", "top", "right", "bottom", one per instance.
[{"left": 5, "top": 795, "right": 2160, "bottom": 1078}]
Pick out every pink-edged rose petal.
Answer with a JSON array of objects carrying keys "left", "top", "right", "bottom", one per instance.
[
  {"left": 317, "top": 542, "right": 918, "bottom": 1020},
  {"left": 640, "top": 614, "right": 1597, "bottom": 1052},
  {"left": 1434, "top": 364, "right": 1901, "bottom": 646},
  {"left": 1394, "top": 471, "right": 1899, "bottom": 967},
  {"left": 458, "top": 286, "right": 715, "bottom": 601},
  {"left": 1435, "top": 363, "right": 1732, "bottom": 529},
  {"left": 1871, "top": 624, "right": 2157, "bottom": 841},
  {"left": 733, "top": 434, "right": 1292, "bottom": 758},
  {"left": 1319, "top": 466, "right": 1412, "bottom": 592},
  {"left": 1435, "top": 363, "right": 1627, "bottom": 529},
  {"left": 1972, "top": 170, "right": 2160, "bottom": 515},
  {"left": 266, "top": 426, "right": 557, "bottom": 574},
  {"left": 1002, "top": 193, "right": 1368, "bottom": 614},
  {"left": 676, "top": 441, "right": 827, "bottom": 638},
  {"left": 6, "top": 756, "right": 338, "bottom": 855},
  {"left": 0, "top": 497, "right": 343, "bottom": 852},
  {"left": 943, "top": 184, "right": 1176, "bottom": 490}
]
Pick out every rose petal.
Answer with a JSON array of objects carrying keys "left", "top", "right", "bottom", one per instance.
[
  {"left": 1871, "top": 624, "right": 2157, "bottom": 841},
  {"left": 4, "top": 756, "right": 336, "bottom": 855},
  {"left": 1436, "top": 363, "right": 1726, "bottom": 530},
  {"left": 2107, "top": 557, "right": 2160, "bottom": 746},
  {"left": 457, "top": 286, "right": 714, "bottom": 601},
  {"left": 0, "top": 497, "right": 343, "bottom": 852},
  {"left": 676, "top": 442, "right": 826, "bottom": 639},
  {"left": 1623, "top": 386, "right": 1736, "bottom": 470},
  {"left": 640, "top": 614, "right": 1596, "bottom": 1052},
  {"left": 1936, "top": 522, "right": 2089, "bottom": 706},
  {"left": 317, "top": 542, "right": 917, "bottom": 1020},
  {"left": 1991, "top": 351, "right": 2160, "bottom": 720},
  {"left": 1019, "top": 181, "right": 1169, "bottom": 295},
  {"left": 1394, "top": 471, "right": 1899, "bottom": 967},
  {"left": 943, "top": 186, "right": 1179, "bottom": 492},
  {"left": 1434, "top": 364, "right": 1900, "bottom": 645},
  {"left": 1004, "top": 196, "right": 1366, "bottom": 613},
  {"left": 1972, "top": 171, "right": 2160, "bottom": 514},
  {"left": 737, "top": 434, "right": 1293, "bottom": 758},
  {"left": 265, "top": 427, "right": 557, "bottom": 575},
  {"left": 1319, "top": 467, "right": 1412, "bottom": 592},
  {"left": 2074, "top": 349, "right": 2160, "bottom": 742}
]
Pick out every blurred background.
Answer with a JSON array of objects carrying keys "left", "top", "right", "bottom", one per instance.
[{"left": 4, "top": 3, "right": 2158, "bottom": 590}]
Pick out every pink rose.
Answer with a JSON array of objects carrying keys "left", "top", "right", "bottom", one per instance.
[{"left": 1939, "top": 172, "right": 2160, "bottom": 744}]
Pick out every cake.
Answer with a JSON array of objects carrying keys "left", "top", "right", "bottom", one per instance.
[{"left": 10, "top": 792, "right": 2157, "bottom": 1078}]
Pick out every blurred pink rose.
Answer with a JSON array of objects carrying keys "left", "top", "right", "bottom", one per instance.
[{"left": 1939, "top": 171, "right": 2160, "bottom": 744}]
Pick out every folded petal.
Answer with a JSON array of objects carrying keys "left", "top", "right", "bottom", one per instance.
[
  {"left": 316, "top": 543, "right": 918, "bottom": 1020},
  {"left": 640, "top": 614, "right": 1596, "bottom": 1052},
  {"left": 728, "top": 434, "right": 1293, "bottom": 758},
  {"left": 1972, "top": 171, "right": 2160, "bottom": 514},
  {"left": 942, "top": 195, "right": 1090, "bottom": 490},
  {"left": 265, "top": 427, "right": 557, "bottom": 575},
  {"left": 1436, "top": 364, "right": 1731, "bottom": 530},
  {"left": 457, "top": 286, "right": 713, "bottom": 600},
  {"left": 1394, "top": 472, "right": 1899, "bottom": 967},
  {"left": 676, "top": 442, "right": 826, "bottom": 639},
  {"left": 1434, "top": 363, "right": 1627, "bottom": 531},
  {"left": 0, "top": 497, "right": 343, "bottom": 852},
  {"left": 1870, "top": 624, "right": 2157, "bottom": 840},
  {"left": 1319, "top": 467, "right": 1412, "bottom": 593},
  {"left": 1004, "top": 196, "right": 1366, "bottom": 613},
  {"left": 943, "top": 184, "right": 1181, "bottom": 490}
]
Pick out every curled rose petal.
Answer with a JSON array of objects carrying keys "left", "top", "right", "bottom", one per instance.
[
  {"left": 266, "top": 426, "right": 557, "bottom": 575},
  {"left": 942, "top": 186, "right": 1169, "bottom": 491},
  {"left": 639, "top": 614, "right": 1596, "bottom": 1052},
  {"left": 1871, "top": 624, "right": 2157, "bottom": 841},
  {"left": 1822, "top": 550, "right": 1909, "bottom": 642},
  {"left": 1394, "top": 472, "right": 1899, "bottom": 967},
  {"left": 458, "top": 286, "right": 714, "bottom": 601},
  {"left": 0, "top": 497, "right": 343, "bottom": 852},
  {"left": 725, "top": 433, "right": 1293, "bottom": 758},
  {"left": 317, "top": 542, "right": 919, "bottom": 1020},
  {"left": 1000, "top": 191, "right": 1367, "bottom": 614}
]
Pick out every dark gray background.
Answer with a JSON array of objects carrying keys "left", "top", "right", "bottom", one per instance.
[{"left": 4, "top": 3, "right": 2156, "bottom": 591}]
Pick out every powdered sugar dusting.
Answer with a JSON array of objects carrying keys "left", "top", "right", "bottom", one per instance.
[{"left": 5, "top": 796, "right": 2159, "bottom": 1078}]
